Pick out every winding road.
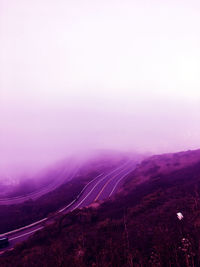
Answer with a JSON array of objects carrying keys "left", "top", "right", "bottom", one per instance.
[
  {"left": 0, "top": 160, "right": 136, "bottom": 255},
  {"left": 0, "top": 164, "right": 79, "bottom": 205}
]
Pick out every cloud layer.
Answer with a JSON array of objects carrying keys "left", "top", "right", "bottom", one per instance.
[{"left": 1, "top": 0, "right": 200, "bottom": 178}]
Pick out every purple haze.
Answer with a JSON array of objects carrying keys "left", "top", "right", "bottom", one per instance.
[{"left": 0, "top": 0, "right": 200, "bottom": 180}]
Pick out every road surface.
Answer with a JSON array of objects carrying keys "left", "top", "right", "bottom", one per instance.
[
  {"left": 0, "top": 164, "right": 79, "bottom": 205},
  {"left": 0, "top": 160, "right": 136, "bottom": 255}
]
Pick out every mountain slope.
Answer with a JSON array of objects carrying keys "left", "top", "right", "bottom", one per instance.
[
  {"left": 1, "top": 149, "right": 200, "bottom": 266},
  {"left": 0, "top": 154, "right": 129, "bottom": 234}
]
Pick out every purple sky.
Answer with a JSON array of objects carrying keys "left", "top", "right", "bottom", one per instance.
[{"left": 0, "top": 0, "right": 200, "bottom": 180}]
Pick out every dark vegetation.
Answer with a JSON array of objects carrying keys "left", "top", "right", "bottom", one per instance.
[
  {"left": 1, "top": 151, "right": 200, "bottom": 266},
  {"left": 0, "top": 156, "right": 127, "bottom": 234},
  {"left": 0, "top": 170, "right": 101, "bottom": 234}
]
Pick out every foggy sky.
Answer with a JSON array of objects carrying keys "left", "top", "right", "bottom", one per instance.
[{"left": 1, "top": 0, "right": 200, "bottom": 179}]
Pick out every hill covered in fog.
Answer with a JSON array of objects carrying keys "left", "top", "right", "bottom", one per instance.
[
  {"left": 0, "top": 151, "right": 135, "bottom": 233},
  {"left": 1, "top": 149, "right": 200, "bottom": 266}
]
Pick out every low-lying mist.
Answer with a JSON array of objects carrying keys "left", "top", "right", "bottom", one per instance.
[
  {"left": 1, "top": 0, "right": 200, "bottom": 182},
  {"left": 1, "top": 91, "right": 200, "bottom": 183}
]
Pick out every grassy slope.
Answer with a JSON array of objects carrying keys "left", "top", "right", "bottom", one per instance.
[
  {"left": 1, "top": 150, "right": 200, "bottom": 266},
  {"left": 0, "top": 156, "right": 126, "bottom": 234}
]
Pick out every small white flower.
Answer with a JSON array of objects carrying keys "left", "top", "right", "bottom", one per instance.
[{"left": 177, "top": 212, "right": 184, "bottom": 220}]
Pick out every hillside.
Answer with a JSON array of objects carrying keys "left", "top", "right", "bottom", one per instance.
[
  {"left": 0, "top": 154, "right": 128, "bottom": 234},
  {"left": 1, "top": 149, "right": 200, "bottom": 266}
]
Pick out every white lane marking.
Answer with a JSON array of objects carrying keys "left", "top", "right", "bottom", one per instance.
[
  {"left": 71, "top": 162, "right": 131, "bottom": 211},
  {"left": 76, "top": 173, "right": 104, "bottom": 198},
  {"left": 71, "top": 175, "right": 108, "bottom": 210},
  {"left": 58, "top": 199, "right": 76, "bottom": 213},
  {"left": 9, "top": 227, "right": 44, "bottom": 241},
  {"left": 0, "top": 171, "right": 116, "bottom": 237},
  {"left": 0, "top": 218, "right": 48, "bottom": 238},
  {"left": 0, "top": 161, "right": 130, "bottom": 239},
  {"left": 0, "top": 168, "right": 87, "bottom": 236},
  {"left": 58, "top": 173, "right": 104, "bottom": 213},
  {"left": 94, "top": 166, "right": 131, "bottom": 201},
  {"left": 0, "top": 165, "right": 79, "bottom": 203},
  {"left": 109, "top": 169, "right": 134, "bottom": 197},
  {"left": 0, "top": 248, "right": 14, "bottom": 255}
]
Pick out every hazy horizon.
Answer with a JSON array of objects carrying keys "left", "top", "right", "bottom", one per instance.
[{"left": 1, "top": 0, "right": 200, "bottom": 180}]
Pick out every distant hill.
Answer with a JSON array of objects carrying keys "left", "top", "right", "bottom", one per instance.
[
  {"left": 0, "top": 150, "right": 134, "bottom": 199},
  {"left": 121, "top": 148, "right": 200, "bottom": 195},
  {"left": 1, "top": 149, "right": 200, "bottom": 266}
]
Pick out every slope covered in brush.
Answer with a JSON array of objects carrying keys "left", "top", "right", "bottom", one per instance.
[{"left": 1, "top": 150, "right": 200, "bottom": 267}]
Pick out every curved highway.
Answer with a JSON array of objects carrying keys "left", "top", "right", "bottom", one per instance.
[
  {"left": 0, "top": 164, "right": 79, "bottom": 205},
  {"left": 0, "top": 160, "right": 136, "bottom": 255}
]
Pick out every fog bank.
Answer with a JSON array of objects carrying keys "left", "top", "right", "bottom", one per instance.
[{"left": 1, "top": 0, "right": 200, "bottom": 179}]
